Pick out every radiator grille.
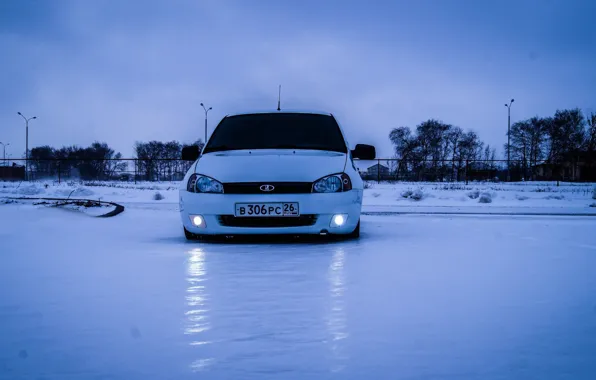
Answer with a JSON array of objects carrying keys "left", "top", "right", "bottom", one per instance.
[
  {"left": 217, "top": 215, "right": 318, "bottom": 228},
  {"left": 222, "top": 182, "right": 312, "bottom": 194}
]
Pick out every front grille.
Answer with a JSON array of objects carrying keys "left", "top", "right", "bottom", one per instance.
[
  {"left": 217, "top": 215, "right": 318, "bottom": 228},
  {"left": 223, "top": 182, "right": 312, "bottom": 194}
]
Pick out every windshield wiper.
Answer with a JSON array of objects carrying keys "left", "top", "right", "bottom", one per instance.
[
  {"left": 203, "top": 145, "right": 232, "bottom": 153},
  {"left": 270, "top": 145, "right": 340, "bottom": 152},
  {"left": 270, "top": 144, "right": 302, "bottom": 149}
]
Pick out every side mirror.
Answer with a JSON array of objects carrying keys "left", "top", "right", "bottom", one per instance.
[
  {"left": 351, "top": 144, "right": 376, "bottom": 160},
  {"left": 182, "top": 145, "right": 201, "bottom": 161}
]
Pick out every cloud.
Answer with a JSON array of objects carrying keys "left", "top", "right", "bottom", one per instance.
[{"left": 1, "top": 0, "right": 594, "bottom": 159}]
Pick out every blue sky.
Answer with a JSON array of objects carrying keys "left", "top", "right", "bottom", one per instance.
[{"left": 1, "top": 0, "right": 595, "bottom": 158}]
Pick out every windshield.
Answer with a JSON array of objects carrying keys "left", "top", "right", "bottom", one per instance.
[{"left": 203, "top": 113, "right": 347, "bottom": 154}]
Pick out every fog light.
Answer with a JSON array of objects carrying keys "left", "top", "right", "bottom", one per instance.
[
  {"left": 330, "top": 214, "right": 348, "bottom": 228},
  {"left": 189, "top": 215, "right": 206, "bottom": 228}
]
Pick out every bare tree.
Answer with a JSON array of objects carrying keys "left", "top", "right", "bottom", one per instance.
[
  {"left": 586, "top": 112, "right": 596, "bottom": 152},
  {"left": 389, "top": 126, "right": 418, "bottom": 179},
  {"left": 544, "top": 109, "right": 585, "bottom": 163},
  {"left": 389, "top": 121, "right": 485, "bottom": 181}
]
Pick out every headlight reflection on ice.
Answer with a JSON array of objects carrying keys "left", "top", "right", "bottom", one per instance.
[
  {"left": 185, "top": 248, "right": 215, "bottom": 371},
  {"left": 327, "top": 247, "right": 349, "bottom": 373}
]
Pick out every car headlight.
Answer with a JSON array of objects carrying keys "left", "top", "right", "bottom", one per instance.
[
  {"left": 187, "top": 174, "right": 224, "bottom": 193},
  {"left": 312, "top": 173, "right": 352, "bottom": 193}
]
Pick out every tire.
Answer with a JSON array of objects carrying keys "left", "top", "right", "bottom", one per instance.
[
  {"left": 184, "top": 227, "right": 203, "bottom": 241},
  {"left": 348, "top": 220, "right": 360, "bottom": 239}
]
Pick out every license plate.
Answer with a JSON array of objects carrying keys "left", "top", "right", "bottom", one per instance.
[{"left": 235, "top": 203, "right": 299, "bottom": 217}]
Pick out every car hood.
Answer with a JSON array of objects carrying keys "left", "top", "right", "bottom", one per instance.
[{"left": 195, "top": 150, "right": 348, "bottom": 182}]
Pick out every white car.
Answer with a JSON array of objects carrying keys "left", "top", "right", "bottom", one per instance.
[{"left": 179, "top": 111, "right": 375, "bottom": 240}]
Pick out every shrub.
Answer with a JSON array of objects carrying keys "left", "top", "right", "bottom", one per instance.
[
  {"left": 592, "top": 187, "right": 596, "bottom": 200},
  {"left": 478, "top": 193, "right": 492, "bottom": 203},
  {"left": 432, "top": 184, "right": 471, "bottom": 191},
  {"left": 153, "top": 192, "right": 165, "bottom": 201},
  {"left": 400, "top": 189, "right": 413, "bottom": 198},
  {"left": 467, "top": 190, "right": 480, "bottom": 199},
  {"left": 545, "top": 194, "right": 564, "bottom": 200},
  {"left": 410, "top": 189, "right": 425, "bottom": 201}
]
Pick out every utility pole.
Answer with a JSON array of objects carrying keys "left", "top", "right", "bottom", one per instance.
[
  {"left": 200, "top": 103, "right": 212, "bottom": 145},
  {"left": 504, "top": 99, "right": 514, "bottom": 181},
  {"left": 18, "top": 112, "right": 37, "bottom": 180},
  {"left": 0, "top": 142, "right": 9, "bottom": 167}
]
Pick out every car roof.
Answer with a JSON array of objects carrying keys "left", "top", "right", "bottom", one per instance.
[{"left": 225, "top": 109, "right": 333, "bottom": 117}]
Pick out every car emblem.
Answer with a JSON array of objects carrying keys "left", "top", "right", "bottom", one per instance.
[{"left": 260, "top": 184, "right": 275, "bottom": 192}]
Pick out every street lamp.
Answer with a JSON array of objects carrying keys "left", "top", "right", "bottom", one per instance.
[
  {"left": 0, "top": 142, "right": 9, "bottom": 167},
  {"left": 17, "top": 112, "right": 37, "bottom": 180},
  {"left": 504, "top": 99, "right": 514, "bottom": 181},
  {"left": 200, "top": 103, "right": 212, "bottom": 144}
]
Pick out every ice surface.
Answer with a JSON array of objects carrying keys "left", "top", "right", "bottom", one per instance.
[{"left": 1, "top": 205, "right": 596, "bottom": 379}]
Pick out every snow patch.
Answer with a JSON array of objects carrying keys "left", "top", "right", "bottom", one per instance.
[
  {"left": 55, "top": 188, "right": 95, "bottom": 197},
  {"left": 515, "top": 194, "right": 529, "bottom": 201},
  {"left": 17, "top": 185, "right": 45, "bottom": 196}
]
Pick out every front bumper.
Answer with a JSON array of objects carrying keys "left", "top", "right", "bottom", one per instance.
[{"left": 179, "top": 190, "right": 363, "bottom": 235}]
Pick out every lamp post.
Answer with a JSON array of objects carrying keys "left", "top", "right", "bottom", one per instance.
[
  {"left": 0, "top": 142, "right": 9, "bottom": 167},
  {"left": 504, "top": 99, "right": 514, "bottom": 181},
  {"left": 17, "top": 112, "right": 37, "bottom": 180},
  {"left": 200, "top": 103, "right": 212, "bottom": 144}
]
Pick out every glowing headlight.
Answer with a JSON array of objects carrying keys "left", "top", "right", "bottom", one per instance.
[
  {"left": 312, "top": 173, "right": 352, "bottom": 193},
  {"left": 189, "top": 214, "right": 206, "bottom": 228},
  {"left": 330, "top": 214, "right": 348, "bottom": 228},
  {"left": 187, "top": 174, "right": 223, "bottom": 193}
]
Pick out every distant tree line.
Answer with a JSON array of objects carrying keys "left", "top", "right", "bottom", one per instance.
[
  {"left": 27, "top": 139, "right": 204, "bottom": 180},
  {"left": 387, "top": 109, "right": 596, "bottom": 181},
  {"left": 506, "top": 109, "right": 596, "bottom": 172},
  {"left": 388, "top": 120, "right": 496, "bottom": 181},
  {"left": 29, "top": 142, "right": 127, "bottom": 180}
]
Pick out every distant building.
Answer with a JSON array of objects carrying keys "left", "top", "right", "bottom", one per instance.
[
  {"left": 0, "top": 164, "right": 25, "bottom": 180},
  {"left": 533, "top": 151, "right": 596, "bottom": 181},
  {"left": 366, "top": 163, "right": 390, "bottom": 177}
]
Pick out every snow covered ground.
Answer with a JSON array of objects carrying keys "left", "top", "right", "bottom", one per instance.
[
  {"left": 2, "top": 180, "right": 596, "bottom": 215},
  {"left": 1, "top": 203, "right": 596, "bottom": 379}
]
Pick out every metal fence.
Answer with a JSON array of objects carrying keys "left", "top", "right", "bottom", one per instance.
[
  {"left": 1, "top": 158, "right": 595, "bottom": 184},
  {"left": 2, "top": 158, "right": 194, "bottom": 183},
  {"left": 356, "top": 159, "right": 596, "bottom": 183}
]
